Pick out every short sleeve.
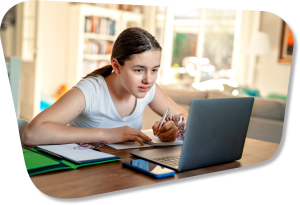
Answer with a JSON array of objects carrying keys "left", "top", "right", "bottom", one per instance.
[{"left": 73, "top": 77, "right": 98, "bottom": 114}]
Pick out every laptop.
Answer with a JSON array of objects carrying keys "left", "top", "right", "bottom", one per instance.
[{"left": 131, "top": 97, "right": 254, "bottom": 172}]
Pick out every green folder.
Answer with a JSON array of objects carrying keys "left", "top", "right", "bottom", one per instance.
[{"left": 23, "top": 148, "right": 122, "bottom": 176}]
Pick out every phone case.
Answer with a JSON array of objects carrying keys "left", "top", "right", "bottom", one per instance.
[{"left": 122, "top": 161, "right": 175, "bottom": 178}]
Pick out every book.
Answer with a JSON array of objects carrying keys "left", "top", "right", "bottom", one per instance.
[
  {"left": 23, "top": 144, "right": 122, "bottom": 176},
  {"left": 106, "top": 129, "right": 183, "bottom": 150}
]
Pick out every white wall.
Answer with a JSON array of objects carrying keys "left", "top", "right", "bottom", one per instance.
[
  {"left": 232, "top": 10, "right": 291, "bottom": 97},
  {"left": 232, "top": 10, "right": 261, "bottom": 88},
  {"left": 255, "top": 11, "right": 291, "bottom": 96},
  {"left": 39, "top": 1, "right": 69, "bottom": 96}
]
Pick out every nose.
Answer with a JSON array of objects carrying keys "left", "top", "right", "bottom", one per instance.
[{"left": 142, "top": 71, "right": 151, "bottom": 84}]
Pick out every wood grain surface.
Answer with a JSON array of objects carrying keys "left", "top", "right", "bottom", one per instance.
[{"left": 29, "top": 138, "right": 279, "bottom": 198}]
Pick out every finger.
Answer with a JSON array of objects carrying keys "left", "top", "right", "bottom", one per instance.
[
  {"left": 137, "top": 130, "right": 152, "bottom": 141},
  {"left": 128, "top": 135, "right": 144, "bottom": 146},
  {"left": 158, "top": 121, "right": 174, "bottom": 134},
  {"left": 135, "top": 136, "right": 144, "bottom": 146},
  {"left": 125, "top": 126, "right": 152, "bottom": 142},
  {"left": 159, "top": 130, "right": 178, "bottom": 142},
  {"left": 152, "top": 121, "right": 161, "bottom": 135},
  {"left": 159, "top": 128, "right": 177, "bottom": 141},
  {"left": 158, "top": 124, "right": 178, "bottom": 142}
]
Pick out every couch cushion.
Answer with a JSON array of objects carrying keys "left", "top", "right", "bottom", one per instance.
[
  {"left": 207, "top": 90, "right": 247, "bottom": 99},
  {"left": 207, "top": 91, "right": 286, "bottom": 121},
  {"left": 252, "top": 98, "right": 286, "bottom": 121},
  {"left": 246, "top": 116, "right": 283, "bottom": 144},
  {"left": 161, "top": 87, "right": 207, "bottom": 105}
]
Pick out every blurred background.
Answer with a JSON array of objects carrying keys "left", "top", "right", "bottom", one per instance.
[{"left": 1, "top": 1, "right": 293, "bottom": 143}]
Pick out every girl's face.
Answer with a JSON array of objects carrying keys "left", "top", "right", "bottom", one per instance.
[{"left": 116, "top": 50, "right": 161, "bottom": 99}]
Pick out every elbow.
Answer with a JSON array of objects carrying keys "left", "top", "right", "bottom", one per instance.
[{"left": 22, "top": 124, "right": 37, "bottom": 147}]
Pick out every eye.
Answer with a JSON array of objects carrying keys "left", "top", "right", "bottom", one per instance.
[
  {"left": 135, "top": 69, "right": 143, "bottom": 73},
  {"left": 152, "top": 69, "right": 158, "bottom": 72}
]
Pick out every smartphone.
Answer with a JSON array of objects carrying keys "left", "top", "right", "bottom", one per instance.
[{"left": 122, "top": 159, "right": 176, "bottom": 179}]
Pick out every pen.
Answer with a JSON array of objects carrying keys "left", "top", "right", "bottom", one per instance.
[
  {"left": 92, "top": 147, "right": 102, "bottom": 152},
  {"left": 36, "top": 147, "right": 63, "bottom": 160},
  {"left": 156, "top": 107, "right": 170, "bottom": 137}
]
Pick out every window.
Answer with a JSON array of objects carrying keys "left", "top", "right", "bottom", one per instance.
[{"left": 164, "top": 8, "right": 237, "bottom": 86}]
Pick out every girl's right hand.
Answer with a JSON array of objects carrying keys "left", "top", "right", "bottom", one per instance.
[{"left": 102, "top": 125, "right": 152, "bottom": 145}]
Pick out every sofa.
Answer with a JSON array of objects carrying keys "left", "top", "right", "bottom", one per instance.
[{"left": 142, "top": 85, "right": 286, "bottom": 144}]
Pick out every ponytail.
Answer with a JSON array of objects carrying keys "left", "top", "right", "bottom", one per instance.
[{"left": 83, "top": 64, "right": 113, "bottom": 79}]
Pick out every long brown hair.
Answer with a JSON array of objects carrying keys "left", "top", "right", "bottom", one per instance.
[{"left": 84, "top": 27, "right": 162, "bottom": 78}]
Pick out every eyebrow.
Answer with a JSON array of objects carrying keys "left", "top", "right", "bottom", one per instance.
[{"left": 133, "top": 65, "right": 160, "bottom": 69}]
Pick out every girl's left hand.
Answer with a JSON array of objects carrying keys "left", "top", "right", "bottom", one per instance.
[{"left": 152, "top": 120, "right": 178, "bottom": 142}]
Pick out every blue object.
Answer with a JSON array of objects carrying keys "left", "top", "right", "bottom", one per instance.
[
  {"left": 40, "top": 100, "right": 52, "bottom": 111},
  {"left": 238, "top": 88, "right": 260, "bottom": 97},
  {"left": 40, "top": 93, "right": 56, "bottom": 111},
  {"left": 122, "top": 159, "right": 176, "bottom": 178}
]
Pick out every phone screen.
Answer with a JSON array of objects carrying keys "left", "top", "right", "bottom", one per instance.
[{"left": 124, "top": 159, "right": 175, "bottom": 175}]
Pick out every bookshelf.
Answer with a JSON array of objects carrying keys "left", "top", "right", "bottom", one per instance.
[{"left": 67, "top": 4, "right": 143, "bottom": 86}]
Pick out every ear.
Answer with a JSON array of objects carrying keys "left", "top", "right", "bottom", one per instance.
[{"left": 111, "top": 58, "right": 121, "bottom": 74}]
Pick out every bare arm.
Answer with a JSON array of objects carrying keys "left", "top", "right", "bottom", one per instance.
[
  {"left": 149, "top": 84, "right": 188, "bottom": 120},
  {"left": 22, "top": 88, "right": 151, "bottom": 146}
]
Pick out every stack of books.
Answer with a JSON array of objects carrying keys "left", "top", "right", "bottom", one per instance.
[
  {"left": 83, "top": 39, "right": 113, "bottom": 55},
  {"left": 85, "top": 16, "right": 116, "bottom": 36}
]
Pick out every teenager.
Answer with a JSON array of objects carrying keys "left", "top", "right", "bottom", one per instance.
[{"left": 22, "top": 27, "right": 188, "bottom": 146}]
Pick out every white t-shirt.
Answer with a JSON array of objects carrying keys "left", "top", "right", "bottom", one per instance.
[{"left": 70, "top": 75, "right": 156, "bottom": 130}]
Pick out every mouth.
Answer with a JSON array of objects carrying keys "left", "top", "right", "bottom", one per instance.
[{"left": 138, "top": 86, "right": 149, "bottom": 92}]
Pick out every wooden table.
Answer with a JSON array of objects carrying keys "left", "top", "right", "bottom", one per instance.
[{"left": 30, "top": 138, "right": 279, "bottom": 198}]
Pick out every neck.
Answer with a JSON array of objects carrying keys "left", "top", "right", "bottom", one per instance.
[{"left": 104, "top": 73, "right": 133, "bottom": 101}]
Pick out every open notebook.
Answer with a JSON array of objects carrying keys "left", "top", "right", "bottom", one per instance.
[
  {"left": 37, "top": 143, "right": 120, "bottom": 164},
  {"left": 23, "top": 146, "right": 121, "bottom": 176},
  {"left": 106, "top": 129, "right": 183, "bottom": 150}
]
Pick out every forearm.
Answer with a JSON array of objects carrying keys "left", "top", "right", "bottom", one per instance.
[
  {"left": 22, "top": 121, "right": 108, "bottom": 146},
  {"left": 179, "top": 110, "right": 188, "bottom": 121}
]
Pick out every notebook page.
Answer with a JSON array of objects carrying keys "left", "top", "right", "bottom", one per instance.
[
  {"left": 106, "top": 142, "right": 153, "bottom": 150},
  {"left": 106, "top": 129, "right": 183, "bottom": 150},
  {"left": 142, "top": 129, "right": 183, "bottom": 145},
  {"left": 37, "top": 144, "right": 116, "bottom": 162}
]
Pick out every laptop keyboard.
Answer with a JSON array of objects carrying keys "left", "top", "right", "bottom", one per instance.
[{"left": 153, "top": 155, "right": 181, "bottom": 168}]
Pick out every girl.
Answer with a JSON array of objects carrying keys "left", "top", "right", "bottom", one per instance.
[{"left": 22, "top": 27, "right": 188, "bottom": 147}]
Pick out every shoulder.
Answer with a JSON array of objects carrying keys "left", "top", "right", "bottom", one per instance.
[
  {"left": 74, "top": 75, "right": 104, "bottom": 100},
  {"left": 151, "top": 83, "right": 171, "bottom": 103},
  {"left": 147, "top": 83, "right": 168, "bottom": 100},
  {"left": 73, "top": 75, "right": 105, "bottom": 112},
  {"left": 75, "top": 75, "right": 103, "bottom": 86},
  {"left": 74, "top": 75, "right": 104, "bottom": 92},
  {"left": 147, "top": 83, "right": 157, "bottom": 101},
  {"left": 152, "top": 83, "right": 165, "bottom": 96}
]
